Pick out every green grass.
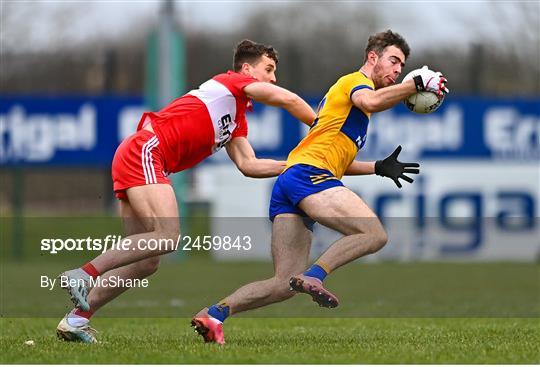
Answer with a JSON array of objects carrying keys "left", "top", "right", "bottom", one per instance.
[
  {"left": 1, "top": 317, "right": 539, "bottom": 363},
  {"left": 1, "top": 259, "right": 539, "bottom": 363},
  {"left": 2, "top": 260, "right": 538, "bottom": 318}
]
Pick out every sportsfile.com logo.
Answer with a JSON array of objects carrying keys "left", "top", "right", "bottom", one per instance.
[{"left": 40, "top": 235, "right": 253, "bottom": 254}]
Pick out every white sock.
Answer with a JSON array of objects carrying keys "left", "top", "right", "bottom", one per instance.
[
  {"left": 208, "top": 316, "right": 223, "bottom": 324},
  {"left": 67, "top": 313, "right": 89, "bottom": 327}
]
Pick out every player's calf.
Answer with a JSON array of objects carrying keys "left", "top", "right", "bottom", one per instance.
[{"left": 273, "top": 276, "right": 297, "bottom": 302}]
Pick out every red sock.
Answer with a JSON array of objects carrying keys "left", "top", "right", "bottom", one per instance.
[
  {"left": 81, "top": 262, "right": 100, "bottom": 280},
  {"left": 74, "top": 308, "right": 94, "bottom": 319}
]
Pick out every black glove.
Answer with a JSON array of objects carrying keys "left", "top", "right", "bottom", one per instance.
[{"left": 375, "top": 146, "right": 420, "bottom": 188}]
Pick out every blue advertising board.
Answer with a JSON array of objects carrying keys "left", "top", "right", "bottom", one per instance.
[
  {"left": 0, "top": 96, "right": 143, "bottom": 166},
  {"left": 1, "top": 95, "right": 538, "bottom": 166},
  {"left": 363, "top": 96, "right": 539, "bottom": 161}
]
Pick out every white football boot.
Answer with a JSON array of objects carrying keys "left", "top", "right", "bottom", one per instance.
[
  {"left": 58, "top": 268, "right": 93, "bottom": 311},
  {"left": 56, "top": 314, "right": 98, "bottom": 344}
]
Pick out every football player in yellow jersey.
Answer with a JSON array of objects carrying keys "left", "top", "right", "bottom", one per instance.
[{"left": 193, "top": 30, "right": 449, "bottom": 344}]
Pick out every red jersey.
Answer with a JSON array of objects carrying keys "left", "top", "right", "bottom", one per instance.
[{"left": 136, "top": 71, "right": 257, "bottom": 173}]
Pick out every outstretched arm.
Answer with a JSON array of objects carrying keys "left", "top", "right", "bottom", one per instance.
[
  {"left": 345, "top": 161, "right": 375, "bottom": 175},
  {"left": 345, "top": 146, "right": 420, "bottom": 188},
  {"left": 226, "top": 137, "right": 286, "bottom": 178},
  {"left": 243, "top": 82, "right": 316, "bottom": 126}
]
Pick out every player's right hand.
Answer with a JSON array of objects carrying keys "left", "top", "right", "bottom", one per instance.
[{"left": 413, "top": 66, "right": 449, "bottom": 97}]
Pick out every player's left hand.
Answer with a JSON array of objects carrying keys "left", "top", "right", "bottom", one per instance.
[
  {"left": 413, "top": 66, "right": 449, "bottom": 98},
  {"left": 375, "top": 146, "right": 420, "bottom": 188}
]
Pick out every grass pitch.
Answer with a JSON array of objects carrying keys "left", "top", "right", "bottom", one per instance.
[
  {"left": 1, "top": 317, "right": 539, "bottom": 364},
  {"left": 1, "top": 259, "right": 539, "bottom": 363}
]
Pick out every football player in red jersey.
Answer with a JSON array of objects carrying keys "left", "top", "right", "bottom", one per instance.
[{"left": 56, "top": 40, "right": 317, "bottom": 343}]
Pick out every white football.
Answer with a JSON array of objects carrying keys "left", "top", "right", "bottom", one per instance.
[{"left": 401, "top": 68, "right": 444, "bottom": 114}]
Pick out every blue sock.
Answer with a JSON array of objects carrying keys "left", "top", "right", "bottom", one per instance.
[
  {"left": 303, "top": 264, "right": 328, "bottom": 282},
  {"left": 207, "top": 303, "right": 230, "bottom": 323}
]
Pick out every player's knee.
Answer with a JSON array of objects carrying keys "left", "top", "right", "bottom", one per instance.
[
  {"left": 155, "top": 227, "right": 181, "bottom": 254},
  {"left": 367, "top": 225, "right": 388, "bottom": 254},
  {"left": 351, "top": 219, "right": 387, "bottom": 254},
  {"left": 138, "top": 256, "right": 161, "bottom": 276}
]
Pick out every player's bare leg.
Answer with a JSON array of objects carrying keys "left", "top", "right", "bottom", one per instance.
[
  {"left": 299, "top": 186, "right": 387, "bottom": 269},
  {"left": 57, "top": 248, "right": 163, "bottom": 343},
  {"left": 83, "top": 199, "right": 165, "bottom": 312},
  {"left": 90, "top": 184, "right": 180, "bottom": 272},
  {"left": 56, "top": 255, "right": 162, "bottom": 344},
  {"left": 289, "top": 186, "right": 387, "bottom": 307},
  {"left": 60, "top": 184, "right": 180, "bottom": 311},
  {"left": 222, "top": 214, "right": 312, "bottom": 312},
  {"left": 192, "top": 214, "right": 312, "bottom": 344},
  {"left": 57, "top": 193, "right": 176, "bottom": 342}
]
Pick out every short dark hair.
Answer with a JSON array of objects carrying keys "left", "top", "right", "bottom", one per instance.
[
  {"left": 364, "top": 30, "right": 410, "bottom": 63},
  {"left": 233, "top": 39, "right": 279, "bottom": 72}
]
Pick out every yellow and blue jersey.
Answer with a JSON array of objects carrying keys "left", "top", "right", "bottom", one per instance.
[
  {"left": 286, "top": 71, "right": 374, "bottom": 179},
  {"left": 269, "top": 71, "right": 374, "bottom": 222}
]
